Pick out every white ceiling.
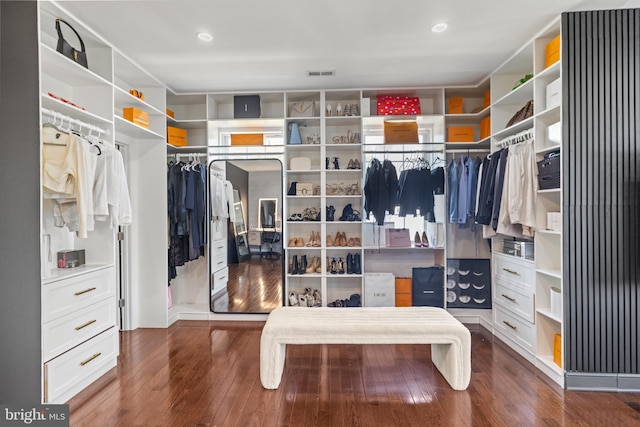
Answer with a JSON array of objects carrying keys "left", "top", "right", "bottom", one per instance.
[{"left": 55, "top": 0, "right": 635, "bottom": 94}]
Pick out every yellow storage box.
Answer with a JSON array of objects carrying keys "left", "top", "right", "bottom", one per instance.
[{"left": 545, "top": 35, "right": 561, "bottom": 68}]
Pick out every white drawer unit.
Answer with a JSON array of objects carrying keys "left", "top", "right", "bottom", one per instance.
[
  {"left": 494, "top": 307, "right": 536, "bottom": 355},
  {"left": 493, "top": 253, "right": 535, "bottom": 290},
  {"left": 43, "top": 299, "right": 116, "bottom": 361},
  {"left": 42, "top": 267, "right": 115, "bottom": 322},
  {"left": 44, "top": 327, "right": 118, "bottom": 403},
  {"left": 493, "top": 279, "right": 535, "bottom": 323}
]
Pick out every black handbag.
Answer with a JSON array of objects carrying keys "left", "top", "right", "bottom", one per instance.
[{"left": 56, "top": 19, "right": 88, "bottom": 68}]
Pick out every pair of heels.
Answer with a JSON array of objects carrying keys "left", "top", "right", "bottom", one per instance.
[
  {"left": 326, "top": 157, "right": 340, "bottom": 170},
  {"left": 327, "top": 231, "right": 346, "bottom": 247},
  {"left": 346, "top": 159, "right": 361, "bottom": 169},
  {"left": 329, "top": 257, "right": 346, "bottom": 274},
  {"left": 414, "top": 231, "right": 430, "bottom": 248},
  {"left": 305, "top": 231, "right": 321, "bottom": 247},
  {"left": 302, "top": 207, "right": 321, "bottom": 221},
  {"left": 288, "top": 237, "right": 305, "bottom": 247}
]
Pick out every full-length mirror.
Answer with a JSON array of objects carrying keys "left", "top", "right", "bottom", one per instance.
[{"left": 209, "top": 159, "right": 283, "bottom": 313}]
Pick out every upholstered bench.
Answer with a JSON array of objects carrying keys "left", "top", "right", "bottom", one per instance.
[{"left": 260, "top": 306, "right": 471, "bottom": 390}]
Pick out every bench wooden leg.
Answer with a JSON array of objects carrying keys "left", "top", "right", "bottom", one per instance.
[{"left": 260, "top": 335, "right": 286, "bottom": 389}]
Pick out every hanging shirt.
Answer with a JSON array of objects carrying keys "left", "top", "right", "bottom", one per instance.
[{"left": 448, "top": 158, "right": 459, "bottom": 223}]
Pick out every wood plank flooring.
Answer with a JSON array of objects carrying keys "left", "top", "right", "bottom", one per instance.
[
  {"left": 67, "top": 322, "right": 640, "bottom": 426},
  {"left": 212, "top": 256, "right": 283, "bottom": 313}
]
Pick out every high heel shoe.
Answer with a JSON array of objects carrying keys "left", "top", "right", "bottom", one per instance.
[
  {"left": 334, "top": 231, "right": 342, "bottom": 247},
  {"left": 421, "top": 231, "right": 430, "bottom": 248},
  {"left": 330, "top": 257, "right": 338, "bottom": 274},
  {"left": 332, "top": 157, "right": 340, "bottom": 170},
  {"left": 298, "top": 255, "right": 307, "bottom": 275},
  {"left": 306, "top": 231, "right": 315, "bottom": 247},
  {"left": 340, "top": 232, "right": 348, "bottom": 247},
  {"left": 326, "top": 205, "right": 336, "bottom": 222},
  {"left": 306, "top": 256, "right": 319, "bottom": 274},
  {"left": 353, "top": 158, "right": 361, "bottom": 169},
  {"left": 326, "top": 157, "right": 330, "bottom": 170},
  {"left": 414, "top": 231, "right": 422, "bottom": 247},
  {"left": 347, "top": 159, "right": 355, "bottom": 169},
  {"left": 327, "top": 233, "right": 334, "bottom": 246}
]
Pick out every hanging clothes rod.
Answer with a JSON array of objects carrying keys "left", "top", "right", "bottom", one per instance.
[
  {"left": 497, "top": 127, "right": 534, "bottom": 148},
  {"left": 446, "top": 148, "right": 491, "bottom": 154},
  {"left": 363, "top": 149, "right": 444, "bottom": 155},
  {"left": 42, "top": 108, "right": 109, "bottom": 136}
]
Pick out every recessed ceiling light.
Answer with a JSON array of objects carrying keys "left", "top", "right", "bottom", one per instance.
[
  {"left": 196, "top": 32, "right": 213, "bottom": 42},
  {"left": 431, "top": 22, "right": 448, "bottom": 33}
]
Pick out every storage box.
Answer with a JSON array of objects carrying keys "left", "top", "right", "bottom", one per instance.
[
  {"left": 545, "top": 35, "right": 561, "bottom": 68},
  {"left": 364, "top": 273, "right": 396, "bottom": 307},
  {"left": 395, "top": 277, "right": 412, "bottom": 307},
  {"left": 554, "top": 333, "right": 562, "bottom": 367},
  {"left": 483, "top": 90, "right": 491, "bottom": 108},
  {"left": 448, "top": 97, "right": 463, "bottom": 114},
  {"left": 480, "top": 116, "right": 491, "bottom": 139},
  {"left": 547, "top": 121, "right": 561, "bottom": 145},
  {"left": 546, "top": 212, "right": 562, "bottom": 232},
  {"left": 503, "top": 239, "right": 534, "bottom": 260},
  {"left": 546, "top": 77, "right": 562, "bottom": 110},
  {"left": 377, "top": 96, "right": 421, "bottom": 115},
  {"left": 230, "top": 133, "right": 263, "bottom": 146},
  {"left": 123, "top": 107, "right": 149, "bottom": 128},
  {"left": 448, "top": 126, "right": 475, "bottom": 142},
  {"left": 383, "top": 120, "right": 419, "bottom": 143},
  {"left": 295, "top": 182, "right": 313, "bottom": 196},
  {"left": 167, "top": 126, "right": 187, "bottom": 146},
  {"left": 538, "top": 171, "right": 560, "bottom": 190},
  {"left": 166, "top": 108, "right": 175, "bottom": 118},
  {"left": 234, "top": 95, "right": 261, "bottom": 118},
  {"left": 385, "top": 228, "right": 411, "bottom": 247},
  {"left": 57, "top": 249, "right": 86, "bottom": 269},
  {"left": 550, "top": 287, "right": 561, "bottom": 318},
  {"left": 537, "top": 155, "right": 560, "bottom": 175}
]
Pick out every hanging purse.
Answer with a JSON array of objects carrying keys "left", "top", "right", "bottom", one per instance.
[{"left": 55, "top": 19, "right": 88, "bottom": 69}]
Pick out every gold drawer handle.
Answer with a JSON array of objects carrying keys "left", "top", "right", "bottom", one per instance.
[
  {"left": 502, "top": 268, "right": 520, "bottom": 276},
  {"left": 80, "top": 352, "right": 102, "bottom": 366},
  {"left": 501, "top": 294, "right": 516, "bottom": 302},
  {"left": 75, "top": 319, "right": 97, "bottom": 331},
  {"left": 503, "top": 320, "right": 517, "bottom": 330},
  {"left": 74, "top": 287, "right": 97, "bottom": 296}
]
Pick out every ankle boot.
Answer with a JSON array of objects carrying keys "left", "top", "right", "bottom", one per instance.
[
  {"left": 298, "top": 255, "right": 307, "bottom": 274},
  {"left": 346, "top": 253, "right": 354, "bottom": 274},
  {"left": 291, "top": 255, "right": 299, "bottom": 274},
  {"left": 333, "top": 157, "right": 340, "bottom": 169},
  {"left": 339, "top": 204, "right": 353, "bottom": 221},
  {"left": 306, "top": 256, "right": 317, "bottom": 274},
  {"left": 353, "top": 253, "right": 361, "bottom": 274},
  {"left": 326, "top": 205, "right": 335, "bottom": 221}
]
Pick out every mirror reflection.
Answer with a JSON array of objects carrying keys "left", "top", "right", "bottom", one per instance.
[{"left": 209, "top": 159, "right": 283, "bottom": 313}]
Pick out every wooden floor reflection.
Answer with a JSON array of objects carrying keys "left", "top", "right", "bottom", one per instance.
[
  {"left": 212, "top": 255, "right": 283, "bottom": 313},
  {"left": 68, "top": 321, "right": 640, "bottom": 426}
]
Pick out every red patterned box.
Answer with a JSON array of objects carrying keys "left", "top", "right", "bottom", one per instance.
[{"left": 377, "top": 96, "right": 421, "bottom": 116}]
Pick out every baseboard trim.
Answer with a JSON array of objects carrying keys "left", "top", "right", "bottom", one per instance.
[{"left": 566, "top": 372, "right": 640, "bottom": 392}]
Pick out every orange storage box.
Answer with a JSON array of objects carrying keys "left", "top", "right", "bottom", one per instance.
[
  {"left": 448, "top": 97, "right": 464, "bottom": 114},
  {"left": 483, "top": 90, "right": 491, "bottom": 109},
  {"left": 395, "top": 277, "right": 412, "bottom": 307},
  {"left": 166, "top": 108, "right": 175, "bottom": 119},
  {"left": 480, "top": 116, "right": 491, "bottom": 139},
  {"left": 167, "top": 126, "right": 187, "bottom": 146},
  {"left": 448, "top": 126, "right": 475, "bottom": 142},
  {"left": 123, "top": 107, "right": 149, "bottom": 128},
  {"left": 384, "top": 120, "right": 419, "bottom": 143},
  {"left": 231, "top": 133, "right": 264, "bottom": 146},
  {"left": 545, "top": 35, "right": 561, "bottom": 68},
  {"left": 554, "top": 333, "right": 562, "bottom": 367}
]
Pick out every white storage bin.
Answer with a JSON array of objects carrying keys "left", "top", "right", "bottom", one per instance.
[
  {"left": 364, "top": 273, "right": 395, "bottom": 307},
  {"left": 546, "top": 78, "right": 562, "bottom": 110}
]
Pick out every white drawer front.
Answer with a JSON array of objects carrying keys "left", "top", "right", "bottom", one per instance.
[
  {"left": 493, "top": 279, "right": 535, "bottom": 322},
  {"left": 212, "top": 266, "right": 229, "bottom": 295},
  {"left": 210, "top": 241, "right": 227, "bottom": 273},
  {"left": 44, "top": 327, "right": 118, "bottom": 403},
  {"left": 43, "top": 299, "right": 116, "bottom": 361},
  {"left": 494, "top": 307, "right": 535, "bottom": 353},
  {"left": 493, "top": 253, "right": 534, "bottom": 289},
  {"left": 43, "top": 267, "right": 114, "bottom": 322}
]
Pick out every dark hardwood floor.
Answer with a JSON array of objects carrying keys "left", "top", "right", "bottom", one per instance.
[
  {"left": 212, "top": 256, "right": 283, "bottom": 313},
  {"left": 67, "top": 321, "right": 640, "bottom": 426}
]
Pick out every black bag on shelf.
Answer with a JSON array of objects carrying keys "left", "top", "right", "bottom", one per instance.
[
  {"left": 505, "top": 100, "right": 533, "bottom": 128},
  {"left": 56, "top": 18, "right": 88, "bottom": 69}
]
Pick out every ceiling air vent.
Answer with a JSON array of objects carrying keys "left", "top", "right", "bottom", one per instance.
[{"left": 306, "top": 70, "right": 335, "bottom": 77}]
